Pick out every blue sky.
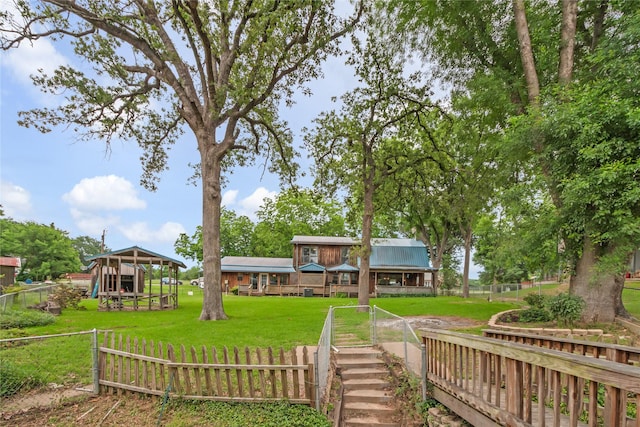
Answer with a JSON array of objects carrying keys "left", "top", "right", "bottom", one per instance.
[{"left": 0, "top": 11, "right": 359, "bottom": 269}]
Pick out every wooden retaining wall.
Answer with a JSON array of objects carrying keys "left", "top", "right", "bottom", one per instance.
[{"left": 98, "top": 333, "right": 314, "bottom": 404}]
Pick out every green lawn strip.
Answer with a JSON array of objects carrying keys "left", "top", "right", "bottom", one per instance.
[{"left": 21, "top": 294, "right": 520, "bottom": 349}]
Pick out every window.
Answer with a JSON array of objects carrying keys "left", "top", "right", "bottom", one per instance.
[
  {"left": 270, "top": 274, "right": 278, "bottom": 286},
  {"left": 302, "top": 246, "right": 318, "bottom": 263},
  {"left": 237, "top": 273, "right": 244, "bottom": 282},
  {"left": 280, "top": 274, "right": 289, "bottom": 286},
  {"left": 340, "top": 247, "right": 350, "bottom": 264}
]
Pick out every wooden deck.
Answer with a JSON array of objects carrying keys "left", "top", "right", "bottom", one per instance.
[{"left": 422, "top": 329, "right": 640, "bottom": 427}]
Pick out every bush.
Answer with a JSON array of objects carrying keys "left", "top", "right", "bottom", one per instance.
[
  {"left": 230, "top": 286, "right": 239, "bottom": 295},
  {"left": 0, "top": 310, "right": 56, "bottom": 329},
  {"left": 519, "top": 307, "right": 553, "bottom": 323},
  {"left": 49, "top": 284, "right": 83, "bottom": 309},
  {"left": 547, "top": 293, "right": 585, "bottom": 327},
  {"left": 523, "top": 293, "right": 547, "bottom": 308},
  {"left": 0, "top": 359, "right": 45, "bottom": 397}
]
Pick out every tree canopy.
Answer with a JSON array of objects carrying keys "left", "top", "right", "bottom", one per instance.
[
  {"left": 0, "top": 218, "right": 82, "bottom": 281},
  {"left": 1, "top": 0, "right": 363, "bottom": 320}
]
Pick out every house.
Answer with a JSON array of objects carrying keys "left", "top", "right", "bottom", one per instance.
[
  {"left": 292, "top": 236, "right": 436, "bottom": 297},
  {"left": 217, "top": 236, "right": 436, "bottom": 297},
  {"left": 86, "top": 246, "right": 186, "bottom": 311},
  {"left": 221, "top": 256, "right": 295, "bottom": 296},
  {"left": 0, "top": 257, "right": 20, "bottom": 290}
]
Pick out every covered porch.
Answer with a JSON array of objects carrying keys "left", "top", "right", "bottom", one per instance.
[{"left": 87, "top": 246, "right": 186, "bottom": 311}]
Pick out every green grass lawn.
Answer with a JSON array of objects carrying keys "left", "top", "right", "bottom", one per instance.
[{"left": 17, "top": 289, "right": 520, "bottom": 349}]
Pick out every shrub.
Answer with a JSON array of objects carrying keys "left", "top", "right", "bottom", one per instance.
[
  {"left": 546, "top": 293, "right": 585, "bottom": 327},
  {"left": 49, "top": 284, "right": 83, "bottom": 309},
  {"left": 519, "top": 307, "right": 553, "bottom": 323},
  {"left": 230, "top": 286, "right": 239, "bottom": 295},
  {"left": 0, "top": 359, "right": 45, "bottom": 397},
  {"left": 0, "top": 310, "right": 56, "bottom": 329},
  {"left": 523, "top": 293, "right": 547, "bottom": 308}
]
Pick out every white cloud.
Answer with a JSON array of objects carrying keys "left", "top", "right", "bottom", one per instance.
[
  {"left": 118, "top": 221, "right": 186, "bottom": 243},
  {"left": 63, "top": 175, "right": 147, "bottom": 211},
  {"left": 0, "top": 180, "right": 33, "bottom": 219},
  {"left": 221, "top": 189, "right": 238, "bottom": 207},
  {"left": 240, "top": 187, "right": 277, "bottom": 214},
  {"left": 69, "top": 208, "right": 120, "bottom": 236},
  {"left": 3, "top": 39, "right": 68, "bottom": 87},
  {"left": 222, "top": 187, "right": 277, "bottom": 219}
]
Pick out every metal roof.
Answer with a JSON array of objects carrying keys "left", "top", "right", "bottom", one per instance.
[
  {"left": 291, "top": 236, "right": 358, "bottom": 246},
  {"left": 326, "top": 263, "right": 359, "bottom": 272},
  {"left": 221, "top": 257, "right": 295, "bottom": 273},
  {"left": 298, "top": 262, "right": 326, "bottom": 272},
  {"left": 85, "top": 246, "right": 186, "bottom": 268},
  {"left": 367, "top": 245, "right": 432, "bottom": 271}
]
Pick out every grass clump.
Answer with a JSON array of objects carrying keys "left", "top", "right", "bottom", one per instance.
[
  {"left": 0, "top": 310, "right": 56, "bottom": 329},
  {"left": 167, "top": 400, "right": 330, "bottom": 427},
  {"left": 0, "top": 359, "right": 45, "bottom": 397}
]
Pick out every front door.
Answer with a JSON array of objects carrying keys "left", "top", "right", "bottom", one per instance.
[{"left": 260, "top": 273, "right": 268, "bottom": 291}]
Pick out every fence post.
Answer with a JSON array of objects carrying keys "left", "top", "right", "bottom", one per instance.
[
  {"left": 314, "top": 350, "right": 320, "bottom": 410},
  {"left": 421, "top": 343, "right": 427, "bottom": 401},
  {"left": 92, "top": 328, "right": 100, "bottom": 394},
  {"left": 372, "top": 305, "right": 377, "bottom": 346}
]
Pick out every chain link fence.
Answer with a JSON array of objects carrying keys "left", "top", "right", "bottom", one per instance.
[
  {"left": 437, "top": 283, "right": 550, "bottom": 301},
  {"left": 0, "top": 330, "right": 101, "bottom": 409},
  {"left": 0, "top": 285, "right": 60, "bottom": 313}
]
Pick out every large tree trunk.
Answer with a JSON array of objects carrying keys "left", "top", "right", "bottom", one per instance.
[
  {"left": 569, "top": 236, "right": 628, "bottom": 323},
  {"left": 199, "top": 143, "right": 228, "bottom": 321}
]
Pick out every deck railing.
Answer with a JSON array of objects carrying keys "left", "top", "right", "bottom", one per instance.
[
  {"left": 483, "top": 328, "right": 640, "bottom": 366},
  {"left": 99, "top": 333, "right": 314, "bottom": 404},
  {"left": 422, "top": 328, "right": 640, "bottom": 427}
]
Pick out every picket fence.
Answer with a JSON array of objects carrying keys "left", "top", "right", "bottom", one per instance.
[{"left": 98, "top": 333, "right": 314, "bottom": 404}]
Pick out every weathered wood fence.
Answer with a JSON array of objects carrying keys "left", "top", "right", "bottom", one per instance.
[
  {"left": 422, "top": 328, "right": 640, "bottom": 427},
  {"left": 483, "top": 329, "right": 640, "bottom": 366},
  {"left": 98, "top": 333, "right": 314, "bottom": 404}
]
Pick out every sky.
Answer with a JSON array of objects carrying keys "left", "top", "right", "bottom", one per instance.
[{"left": 0, "top": 3, "right": 480, "bottom": 278}]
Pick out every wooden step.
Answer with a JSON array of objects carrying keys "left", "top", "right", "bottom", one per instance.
[
  {"left": 340, "top": 367, "right": 388, "bottom": 381},
  {"left": 342, "top": 378, "right": 390, "bottom": 390},
  {"left": 344, "top": 389, "right": 393, "bottom": 404}
]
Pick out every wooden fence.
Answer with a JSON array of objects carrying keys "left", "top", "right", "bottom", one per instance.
[
  {"left": 422, "top": 328, "right": 640, "bottom": 427},
  {"left": 483, "top": 328, "right": 640, "bottom": 366},
  {"left": 98, "top": 333, "right": 314, "bottom": 404}
]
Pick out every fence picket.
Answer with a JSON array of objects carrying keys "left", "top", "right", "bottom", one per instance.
[
  {"left": 180, "top": 345, "right": 192, "bottom": 395},
  {"left": 212, "top": 347, "right": 223, "bottom": 396},
  {"left": 256, "top": 348, "right": 266, "bottom": 397},
  {"left": 291, "top": 347, "right": 300, "bottom": 399},
  {"left": 168, "top": 344, "right": 179, "bottom": 394},
  {"left": 142, "top": 339, "right": 148, "bottom": 390},
  {"left": 268, "top": 347, "right": 277, "bottom": 397},
  {"left": 149, "top": 341, "right": 157, "bottom": 392},
  {"left": 279, "top": 348, "right": 288, "bottom": 399},
  {"left": 244, "top": 347, "right": 255, "bottom": 398},
  {"left": 202, "top": 346, "right": 213, "bottom": 396},
  {"left": 117, "top": 335, "right": 124, "bottom": 397},
  {"left": 234, "top": 347, "right": 243, "bottom": 397},
  {"left": 223, "top": 347, "right": 233, "bottom": 396},
  {"left": 190, "top": 346, "right": 202, "bottom": 395},
  {"left": 125, "top": 336, "right": 131, "bottom": 388},
  {"left": 133, "top": 337, "right": 140, "bottom": 388}
]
